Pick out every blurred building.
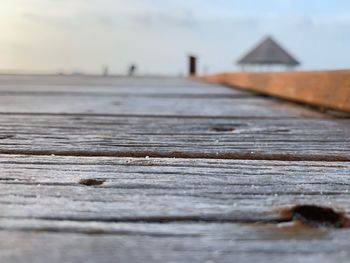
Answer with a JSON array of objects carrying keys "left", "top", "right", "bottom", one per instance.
[{"left": 237, "top": 36, "right": 300, "bottom": 71}]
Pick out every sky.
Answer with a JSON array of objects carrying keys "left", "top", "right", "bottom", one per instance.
[{"left": 1, "top": 0, "right": 350, "bottom": 75}]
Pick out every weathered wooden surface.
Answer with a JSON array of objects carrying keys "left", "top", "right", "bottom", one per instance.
[
  {"left": 2, "top": 224, "right": 350, "bottom": 263},
  {"left": 0, "top": 94, "right": 326, "bottom": 117},
  {"left": 0, "top": 155, "right": 350, "bottom": 220},
  {"left": 0, "top": 75, "right": 349, "bottom": 263},
  {"left": 0, "top": 75, "right": 326, "bottom": 117},
  {"left": 1, "top": 155, "right": 350, "bottom": 262},
  {"left": 3, "top": 224, "right": 350, "bottom": 263},
  {"left": 0, "top": 75, "right": 211, "bottom": 86},
  {"left": 197, "top": 70, "right": 350, "bottom": 112},
  {"left": 0, "top": 81, "right": 246, "bottom": 96},
  {"left": 0, "top": 115, "right": 348, "bottom": 160}
]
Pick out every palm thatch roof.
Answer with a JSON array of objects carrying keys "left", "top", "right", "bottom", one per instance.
[{"left": 238, "top": 36, "right": 300, "bottom": 66}]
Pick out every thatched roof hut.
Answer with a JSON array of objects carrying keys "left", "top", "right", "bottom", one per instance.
[{"left": 238, "top": 36, "right": 300, "bottom": 69}]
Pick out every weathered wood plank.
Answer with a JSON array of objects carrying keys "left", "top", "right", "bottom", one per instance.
[
  {"left": 0, "top": 89, "right": 249, "bottom": 98},
  {"left": 0, "top": 115, "right": 348, "bottom": 160},
  {"left": 0, "top": 155, "right": 349, "bottom": 221},
  {"left": 1, "top": 155, "right": 350, "bottom": 263},
  {"left": 0, "top": 75, "right": 324, "bottom": 117},
  {"left": 0, "top": 95, "right": 325, "bottom": 117},
  {"left": 0, "top": 75, "right": 211, "bottom": 87},
  {"left": 0, "top": 75, "right": 327, "bottom": 117},
  {"left": 1, "top": 222, "right": 350, "bottom": 263},
  {"left": 0, "top": 83, "right": 249, "bottom": 96}
]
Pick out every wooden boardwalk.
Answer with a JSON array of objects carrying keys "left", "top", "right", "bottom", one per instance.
[{"left": 0, "top": 75, "right": 349, "bottom": 263}]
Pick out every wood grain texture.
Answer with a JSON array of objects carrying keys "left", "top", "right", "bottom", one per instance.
[
  {"left": 0, "top": 75, "right": 348, "bottom": 263},
  {"left": 0, "top": 75, "right": 327, "bottom": 117},
  {"left": 0, "top": 94, "right": 326, "bottom": 117},
  {"left": 0, "top": 155, "right": 349, "bottom": 221},
  {"left": 0, "top": 75, "right": 213, "bottom": 87},
  {"left": 0, "top": 82, "right": 249, "bottom": 96},
  {"left": 1, "top": 223, "right": 350, "bottom": 263},
  {"left": 0, "top": 156, "right": 350, "bottom": 263},
  {"left": 0, "top": 115, "right": 348, "bottom": 160}
]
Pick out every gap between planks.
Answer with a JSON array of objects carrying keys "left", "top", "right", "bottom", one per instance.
[{"left": 0, "top": 149, "right": 349, "bottom": 162}]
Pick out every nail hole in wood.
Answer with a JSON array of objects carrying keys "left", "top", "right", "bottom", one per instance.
[
  {"left": 272, "top": 129, "right": 291, "bottom": 133},
  {"left": 210, "top": 126, "right": 236, "bottom": 133},
  {"left": 281, "top": 205, "right": 350, "bottom": 228},
  {"left": 79, "top": 179, "right": 106, "bottom": 186}
]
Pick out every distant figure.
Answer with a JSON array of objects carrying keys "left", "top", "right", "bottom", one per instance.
[{"left": 128, "top": 64, "right": 137, "bottom": 76}]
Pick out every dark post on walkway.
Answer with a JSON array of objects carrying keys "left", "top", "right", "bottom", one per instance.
[{"left": 188, "top": 55, "right": 197, "bottom": 76}]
